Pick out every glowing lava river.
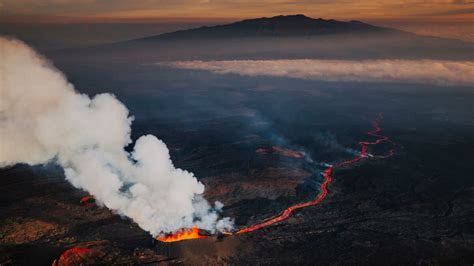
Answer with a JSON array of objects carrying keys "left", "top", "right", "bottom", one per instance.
[
  {"left": 157, "top": 226, "right": 206, "bottom": 242},
  {"left": 158, "top": 114, "right": 395, "bottom": 241}
]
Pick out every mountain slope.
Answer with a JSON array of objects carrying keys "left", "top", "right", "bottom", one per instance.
[
  {"left": 142, "top": 15, "right": 394, "bottom": 40},
  {"left": 49, "top": 15, "right": 473, "bottom": 64}
]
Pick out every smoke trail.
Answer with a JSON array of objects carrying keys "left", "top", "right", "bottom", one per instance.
[
  {"left": 313, "top": 131, "right": 359, "bottom": 155},
  {"left": 0, "top": 37, "right": 233, "bottom": 236}
]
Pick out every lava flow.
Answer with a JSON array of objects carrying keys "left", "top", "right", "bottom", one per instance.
[
  {"left": 52, "top": 247, "right": 95, "bottom": 266},
  {"left": 156, "top": 226, "right": 206, "bottom": 242},
  {"left": 156, "top": 115, "right": 394, "bottom": 241},
  {"left": 237, "top": 114, "right": 394, "bottom": 234},
  {"left": 79, "top": 196, "right": 96, "bottom": 206}
]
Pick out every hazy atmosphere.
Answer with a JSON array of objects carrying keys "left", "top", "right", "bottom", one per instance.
[
  {"left": 0, "top": 1, "right": 473, "bottom": 265},
  {"left": 1, "top": 0, "right": 473, "bottom": 46}
]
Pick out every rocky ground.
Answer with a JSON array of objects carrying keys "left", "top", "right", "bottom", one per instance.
[{"left": 1, "top": 128, "right": 473, "bottom": 265}]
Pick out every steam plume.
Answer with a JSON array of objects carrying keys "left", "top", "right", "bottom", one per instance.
[{"left": 0, "top": 37, "right": 233, "bottom": 235}]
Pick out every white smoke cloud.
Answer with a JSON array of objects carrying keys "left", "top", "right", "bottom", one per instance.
[
  {"left": 161, "top": 59, "right": 474, "bottom": 86},
  {"left": 0, "top": 37, "right": 233, "bottom": 236}
]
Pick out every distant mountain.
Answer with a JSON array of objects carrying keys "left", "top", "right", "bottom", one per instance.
[
  {"left": 142, "top": 15, "right": 394, "bottom": 41},
  {"left": 49, "top": 15, "right": 473, "bottom": 64}
]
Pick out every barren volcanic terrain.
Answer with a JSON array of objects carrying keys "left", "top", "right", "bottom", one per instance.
[
  {"left": 1, "top": 63, "right": 473, "bottom": 264},
  {"left": 1, "top": 17, "right": 474, "bottom": 264}
]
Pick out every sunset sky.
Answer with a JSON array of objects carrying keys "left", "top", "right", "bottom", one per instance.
[
  {"left": 0, "top": 0, "right": 473, "bottom": 44},
  {"left": 1, "top": 0, "right": 472, "bottom": 22}
]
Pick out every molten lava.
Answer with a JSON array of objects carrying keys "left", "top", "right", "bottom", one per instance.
[
  {"left": 237, "top": 114, "right": 394, "bottom": 234},
  {"left": 236, "top": 167, "right": 333, "bottom": 234},
  {"left": 79, "top": 196, "right": 95, "bottom": 206},
  {"left": 156, "top": 226, "right": 206, "bottom": 242},
  {"left": 52, "top": 247, "right": 95, "bottom": 266},
  {"left": 155, "top": 115, "right": 394, "bottom": 240}
]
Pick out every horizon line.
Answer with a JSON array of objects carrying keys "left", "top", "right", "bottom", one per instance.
[{"left": 1, "top": 13, "right": 472, "bottom": 24}]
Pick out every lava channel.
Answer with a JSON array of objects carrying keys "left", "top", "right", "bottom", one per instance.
[
  {"left": 157, "top": 114, "right": 394, "bottom": 241},
  {"left": 236, "top": 114, "right": 394, "bottom": 234}
]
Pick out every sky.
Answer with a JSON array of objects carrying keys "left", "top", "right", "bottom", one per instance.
[
  {"left": 0, "top": 0, "right": 472, "bottom": 44},
  {"left": 1, "top": 0, "right": 472, "bottom": 22}
]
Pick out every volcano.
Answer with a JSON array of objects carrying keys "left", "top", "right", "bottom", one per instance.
[
  {"left": 49, "top": 14, "right": 474, "bottom": 63},
  {"left": 2, "top": 13, "right": 473, "bottom": 266},
  {"left": 142, "top": 14, "right": 391, "bottom": 40}
]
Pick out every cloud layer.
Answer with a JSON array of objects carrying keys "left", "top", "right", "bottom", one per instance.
[{"left": 162, "top": 59, "right": 474, "bottom": 86}]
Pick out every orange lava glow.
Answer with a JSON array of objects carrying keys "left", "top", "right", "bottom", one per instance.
[
  {"left": 52, "top": 247, "right": 94, "bottom": 266},
  {"left": 154, "top": 114, "right": 394, "bottom": 240},
  {"left": 156, "top": 226, "right": 206, "bottom": 242},
  {"left": 237, "top": 114, "right": 394, "bottom": 234},
  {"left": 79, "top": 196, "right": 95, "bottom": 205}
]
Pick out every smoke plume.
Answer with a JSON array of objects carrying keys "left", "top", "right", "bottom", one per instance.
[
  {"left": 162, "top": 59, "right": 474, "bottom": 86},
  {"left": 0, "top": 37, "right": 233, "bottom": 236}
]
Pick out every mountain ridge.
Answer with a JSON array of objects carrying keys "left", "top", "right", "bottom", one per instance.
[
  {"left": 49, "top": 14, "right": 473, "bottom": 63},
  {"left": 138, "top": 14, "right": 397, "bottom": 41}
]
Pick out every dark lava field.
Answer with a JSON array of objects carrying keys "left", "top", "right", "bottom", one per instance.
[{"left": 1, "top": 58, "right": 474, "bottom": 265}]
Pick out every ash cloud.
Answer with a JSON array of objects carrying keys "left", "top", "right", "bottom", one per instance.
[
  {"left": 0, "top": 37, "right": 233, "bottom": 236},
  {"left": 162, "top": 59, "right": 474, "bottom": 86}
]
